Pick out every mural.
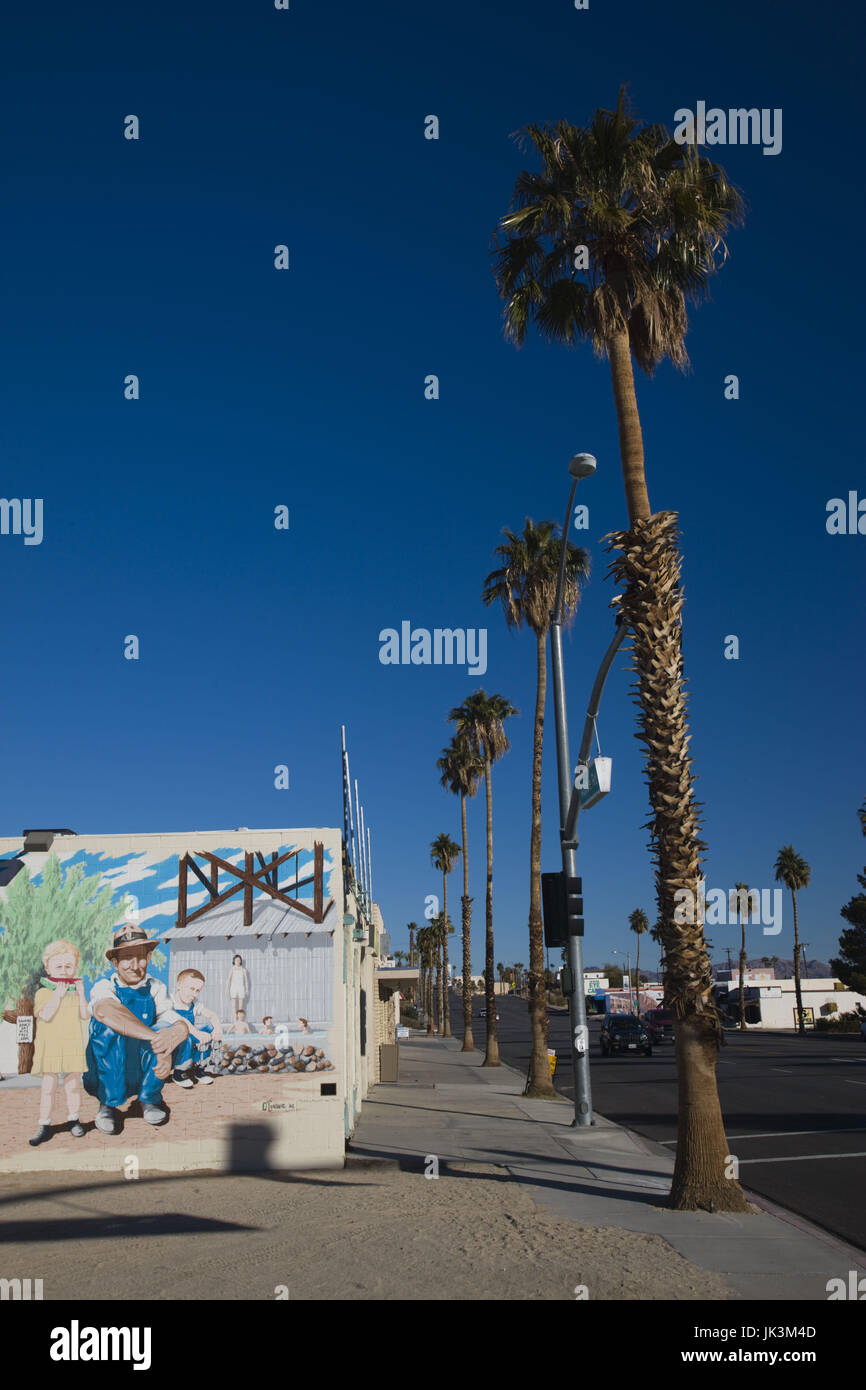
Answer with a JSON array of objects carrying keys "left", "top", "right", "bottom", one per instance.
[{"left": 0, "top": 837, "right": 339, "bottom": 1170}]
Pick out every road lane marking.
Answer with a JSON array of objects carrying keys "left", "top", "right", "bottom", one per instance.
[
  {"left": 844, "top": 1079, "right": 866, "bottom": 1086},
  {"left": 659, "top": 1126, "right": 866, "bottom": 1144},
  {"left": 738, "top": 1152, "right": 866, "bottom": 1164},
  {"left": 771, "top": 1067, "right": 794, "bottom": 1073}
]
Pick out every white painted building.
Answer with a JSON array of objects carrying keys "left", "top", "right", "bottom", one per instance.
[
  {"left": 714, "top": 970, "right": 866, "bottom": 1029},
  {"left": 0, "top": 826, "right": 387, "bottom": 1174}
]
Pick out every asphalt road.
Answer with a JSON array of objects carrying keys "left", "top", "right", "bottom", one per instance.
[{"left": 452, "top": 993, "right": 866, "bottom": 1251}]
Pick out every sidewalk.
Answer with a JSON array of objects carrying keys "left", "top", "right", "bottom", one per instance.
[
  {"left": 347, "top": 1032, "right": 866, "bottom": 1300},
  {"left": 1, "top": 1033, "right": 863, "bottom": 1301}
]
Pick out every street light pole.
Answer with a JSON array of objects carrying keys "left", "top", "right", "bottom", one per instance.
[{"left": 550, "top": 453, "right": 597, "bottom": 1127}]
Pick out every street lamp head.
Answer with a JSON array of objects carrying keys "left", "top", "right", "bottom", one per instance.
[{"left": 569, "top": 453, "right": 597, "bottom": 480}]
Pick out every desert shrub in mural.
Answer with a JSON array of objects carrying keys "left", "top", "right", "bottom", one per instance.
[{"left": 0, "top": 855, "right": 140, "bottom": 1074}]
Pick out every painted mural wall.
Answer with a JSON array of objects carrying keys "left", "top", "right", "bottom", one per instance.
[{"left": 0, "top": 830, "right": 346, "bottom": 1173}]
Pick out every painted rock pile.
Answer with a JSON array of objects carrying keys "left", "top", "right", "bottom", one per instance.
[{"left": 212, "top": 1043, "right": 335, "bottom": 1075}]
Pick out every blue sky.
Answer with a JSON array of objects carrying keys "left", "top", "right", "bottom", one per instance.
[{"left": 1, "top": 0, "right": 863, "bottom": 976}]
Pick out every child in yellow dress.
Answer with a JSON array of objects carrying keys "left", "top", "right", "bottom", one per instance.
[{"left": 30, "top": 939, "right": 89, "bottom": 1146}]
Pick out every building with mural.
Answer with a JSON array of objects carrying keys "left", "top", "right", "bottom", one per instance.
[{"left": 0, "top": 822, "right": 385, "bottom": 1175}]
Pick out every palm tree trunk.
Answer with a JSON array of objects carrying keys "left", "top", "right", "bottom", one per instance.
[
  {"left": 482, "top": 759, "right": 500, "bottom": 1066},
  {"left": 607, "top": 327, "right": 651, "bottom": 526},
  {"left": 739, "top": 920, "right": 746, "bottom": 1030},
  {"left": 460, "top": 791, "right": 475, "bottom": 1052},
  {"left": 608, "top": 511, "right": 749, "bottom": 1213},
  {"left": 635, "top": 934, "right": 641, "bottom": 1010},
  {"left": 441, "top": 875, "right": 452, "bottom": 1037},
  {"left": 527, "top": 630, "right": 555, "bottom": 1096},
  {"left": 429, "top": 961, "right": 435, "bottom": 1033},
  {"left": 435, "top": 938, "right": 442, "bottom": 1035},
  {"left": 792, "top": 891, "right": 805, "bottom": 1035}
]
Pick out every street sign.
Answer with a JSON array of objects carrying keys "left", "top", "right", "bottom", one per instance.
[{"left": 574, "top": 756, "right": 612, "bottom": 810}]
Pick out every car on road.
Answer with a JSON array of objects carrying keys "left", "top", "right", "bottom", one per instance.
[
  {"left": 479, "top": 1008, "right": 500, "bottom": 1020},
  {"left": 642, "top": 1008, "right": 674, "bottom": 1044},
  {"left": 600, "top": 1013, "right": 652, "bottom": 1057}
]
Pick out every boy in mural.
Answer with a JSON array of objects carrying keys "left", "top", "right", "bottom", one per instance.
[
  {"left": 170, "top": 969, "right": 222, "bottom": 1087},
  {"left": 29, "top": 939, "right": 89, "bottom": 1146},
  {"left": 83, "top": 923, "right": 190, "bottom": 1133},
  {"left": 230, "top": 1009, "right": 251, "bottom": 1035}
]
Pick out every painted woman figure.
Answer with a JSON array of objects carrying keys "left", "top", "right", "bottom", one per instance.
[
  {"left": 225, "top": 954, "right": 249, "bottom": 1024},
  {"left": 30, "top": 939, "right": 89, "bottom": 1146}
]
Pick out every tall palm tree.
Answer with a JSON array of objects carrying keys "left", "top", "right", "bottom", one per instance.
[
  {"left": 733, "top": 883, "right": 751, "bottom": 1031},
  {"left": 493, "top": 91, "right": 747, "bottom": 1213},
  {"left": 407, "top": 921, "right": 418, "bottom": 969},
  {"left": 416, "top": 924, "right": 435, "bottom": 1035},
  {"left": 431, "top": 916, "right": 443, "bottom": 1035},
  {"left": 449, "top": 690, "right": 518, "bottom": 1065},
  {"left": 483, "top": 517, "right": 589, "bottom": 1096},
  {"left": 774, "top": 848, "right": 811, "bottom": 1036},
  {"left": 431, "top": 910, "right": 453, "bottom": 1037},
  {"left": 430, "top": 832, "right": 461, "bottom": 1038},
  {"left": 629, "top": 909, "right": 649, "bottom": 1013},
  {"left": 438, "top": 737, "right": 484, "bottom": 1052}
]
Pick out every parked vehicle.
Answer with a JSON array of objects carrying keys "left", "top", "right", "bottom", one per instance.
[
  {"left": 642, "top": 1008, "right": 674, "bottom": 1044},
  {"left": 600, "top": 1013, "right": 652, "bottom": 1056},
  {"left": 479, "top": 1008, "right": 500, "bottom": 1021}
]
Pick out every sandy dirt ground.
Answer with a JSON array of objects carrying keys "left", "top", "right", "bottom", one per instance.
[{"left": 0, "top": 1159, "right": 737, "bottom": 1301}]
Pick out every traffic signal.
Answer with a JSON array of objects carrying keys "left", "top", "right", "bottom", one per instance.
[
  {"left": 542, "top": 872, "right": 584, "bottom": 947},
  {"left": 565, "top": 875, "right": 584, "bottom": 936}
]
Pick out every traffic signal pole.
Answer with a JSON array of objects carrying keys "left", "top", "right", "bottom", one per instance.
[
  {"left": 550, "top": 463, "right": 629, "bottom": 1128},
  {"left": 549, "top": 474, "right": 594, "bottom": 1127},
  {"left": 549, "top": 610, "right": 593, "bottom": 1126}
]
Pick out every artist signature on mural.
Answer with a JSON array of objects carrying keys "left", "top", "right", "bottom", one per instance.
[{"left": 261, "top": 1100, "right": 297, "bottom": 1113}]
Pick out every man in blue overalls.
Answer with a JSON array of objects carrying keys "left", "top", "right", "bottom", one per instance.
[{"left": 83, "top": 923, "right": 190, "bottom": 1134}]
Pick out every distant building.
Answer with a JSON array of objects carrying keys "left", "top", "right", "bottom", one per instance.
[{"left": 713, "top": 970, "right": 866, "bottom": 1028}]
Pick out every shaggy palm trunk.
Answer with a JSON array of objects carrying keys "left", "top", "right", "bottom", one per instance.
[
  {"left": 608, "top": 512, "right": 749, "bottom": 1212},
  {"left": 634, "top": 935, "right": 641, "bottom": 1010},
  {"left": 482, "top": 759, "right": 500, "bottom": 1065},
  {"left": 460, "top": 792, "right": 475, "bottom": 1052},
  {"left": 409, "top": 928, "right": 415, "bottom": 969},
  {"left": 527, "top": 630, "right": 555, "bottom": 1096},
  {"left": 791, "top": 891, "right": 805, "bottom": 1034},
  {"left": 441, "top": 878, "right": 452, "bottom": 1037}
]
